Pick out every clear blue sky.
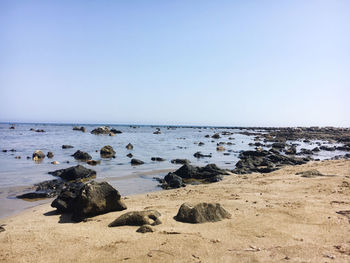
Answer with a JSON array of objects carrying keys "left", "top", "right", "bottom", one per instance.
[{"left": 1, "top": 0, "right": 349, "bottom": 126}]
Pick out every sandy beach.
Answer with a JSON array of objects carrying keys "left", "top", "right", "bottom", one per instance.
[{"left": 0, "top": 159, "right": 349, "bottom": 263}]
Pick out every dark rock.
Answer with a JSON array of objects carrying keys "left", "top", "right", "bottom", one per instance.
[
  {"left": 204, "top": 135, "right": 210, "bottom": 138},
  {"left": 136, "top": 225, "right": 154, "bottom": 233},
  {"left": 125, "top": 143, "right": 133, "bottom": 150},
  {"left": 153, "top": 130, "right": 161, "bottom": 134},
  {"left": 109, "top": 210, "right": 161, "bottom": 227},
  {"left": 9, "top": 126, "right": 15, "bottom": 129},
  {"left": 100, "top": 145, "right": 116, "bottom": 158},
  {"left": 52, "top": 181, "right": 127, "bottom": 221},
  {"left": 164, "top": 173, "right": 184, "bottom": 188},
  {"left": 17, "top": 192, "right": 51, "bottom": 199},
  {"left": 285, "top": 146, "right": 297, "bottom": 155},
  {"left": 73, "top": 126, "right": 86, "bottom": 132},
  {"left": 131, "top": 159, "right": 144, "bottom": 165},
  {"left": 211, "top": 133, "right": 221, "bottom": 139},
  {"left": 110, "top": 128, "right": 122, "bottom": 134},
  {"left": 72, "top": 150, "right": 92, "bottom": 161},
  {"left": 35, "top": 129, "right": 45, "bottom": 133},
  {"left": 312, "top": 147, "right": 320, "bottom": 152},
  {"left": 173, "top": 163, "right": 228, "bottom": 181},
  {"left": 198, "top": 142, "right": 205, "bottom": 146},
  {"left": 32, "top": 150, "right": 45, "bottom": 161},
  {"left": 48, "top": 165, "right": 96, "bottom": 181},
  {"left": 87, "top": 160, "right": 101, "bottom": 166},
  {"left": 271, "top": 142, "right": 286, "bottom": 149},
  {"left": 91, "top": 126, "right": 110, "bottom": 135},
  {"left": 193, "top": 152, "right": 212, "bottom": 158},
  {"left": 151, "top": 157, "right": 165, "bottom": 161},
  {"left": 175, "top": 203, "right": 231, "bottom": 223},
  {"left": 296, "top": 169, "right": 335, "bottom": 178},
  {"left": 320, "top": 145, "right": 336, "bottom": 151},
  {"left": 126, "top": 153, "right": 133, "bottom": 158},
  {"left": 15, "top": 156, "right": 21, "bottom": 159},
  {"left": 298, "top": 148, "right": 313, "bottom": 155},
  {"left": 62, "top": 145, "right": 74, "bottom": 149},
  {"left": 171, "top": 159, "right": 190, "bottom": 165},
  {"left": 47, "top": 152, "right": 54, "bottom": 158}
]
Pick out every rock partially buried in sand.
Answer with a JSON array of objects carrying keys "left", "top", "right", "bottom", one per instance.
[
  {"left": 32, "top": 150, "right": 45, "bottom": 161},
  {"left": 136, "top": 225, "right": 154, "bottom": 233},
  {"left": 175, "top": 203, "right": 231, "bottom": 223},
  {"left": 52, "top": 181, "right": 127, "bottom": 221},
  {"left": 109, "top": 210, "right": 161, "bottom": 227},
  {"left": 100, "top": 145, "right": 116, "bottom": 158},
  {"left": 72, "top": 150, "right": 92, "bottom": 161},
  {"left": 48, "top": 165, "right": 96, "bottom": 181},
  {"left": 296, "top": 169, "right": 335, "bottom": 178}
]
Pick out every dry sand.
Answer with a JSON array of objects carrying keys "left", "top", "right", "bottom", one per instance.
[{"left": 0, "top": 159, "right": 350, "bottom": 263}]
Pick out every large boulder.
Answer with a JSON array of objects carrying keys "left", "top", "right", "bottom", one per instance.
[
  {"left": 48, "top": 165, "right": 96, "bottom": 181},
  {"left": 109, "top": 210, "right": 161, "bottom": 227},
  {"left": 91, "top": 126, "right": 110, "bottom": 135},
  {"left": 100, "top": 145, "right": 116, "bottom": 158},
  {"left": 52, "top": 181, "right": 127, "bottom": 221},
  {"left": 72, "top": 150, "right": 92, "bottom": 161},
  {"left": 32, "top": 150, "right": 45, "bottom": 161},
  {"left": 175, "top": 203, "right": 231, "bottom": 223}
]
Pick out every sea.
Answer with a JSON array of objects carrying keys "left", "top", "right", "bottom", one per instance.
[{"left": 0, "top": 123, "right": 345, "bottom": 218}]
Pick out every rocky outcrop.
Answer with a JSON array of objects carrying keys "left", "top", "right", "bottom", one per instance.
[
  {"left": 48, "top": 165, "right": 96, "bottom": 181},
  {"left": 91, "top": 126, "right": 110, "bottom": 135},
  {"left": 175, "top": 203, "right": 231, "bottom": 223},
  {"left": 52, "top": 181, "right": 127, "bottom": 221},
  {"left": 108, "top": 210, "right": 161, "bottom": 227},
  {"left": 100, "top": 145, "right": 116, "bottom": 158},
  {"left": 72, "top": 150, "right": 92, "bottom": 161}
]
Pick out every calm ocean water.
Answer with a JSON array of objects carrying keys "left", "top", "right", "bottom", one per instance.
[{"left": 0, "top": 123, "right": 345, "bottom": 217}]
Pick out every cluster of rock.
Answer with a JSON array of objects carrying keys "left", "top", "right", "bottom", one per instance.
[
  {"left": 91, "top": 126, "right": 122, "bottom": 136},
  {"left": 156, "top": 163, "right": 229, "bottom": 189},
  {"left": 233, "top": 149, "right": 310, "bottom": 174}
]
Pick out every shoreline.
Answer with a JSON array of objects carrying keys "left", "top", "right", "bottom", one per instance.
[{"left": 1, "top": 159, "right": 349, "bottom": 262}]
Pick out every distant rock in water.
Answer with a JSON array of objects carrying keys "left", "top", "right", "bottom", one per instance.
[
  {"left": 125, "top": 143, "right": 133, "bottom": 150},
  {"left": 48, "top": 165, "right": 96, "bottom": 181},
  {"left": 171, "top": 159, "right": 190, "bottom": 165},
  {"left": 91, "top": 126, "right": 110, "bottom": 135},
  {"left": 126, "top": 153, "right": 133, "bottom": 158},
  {"left": 35, "top": 129, "right": 45, "bottom": 133},
  {"left": 62, "top": 145, "right": 74, "bottom": 149},
  {"left": 175, "top": 203, "right": 231, "bottom": 223},
  {"left": 296, "top": 169, "right": 335, "bottom": 178},
  {"left": 73, "top": 126, "right": 86, "bottom": 132},
  {"left": 211, "top": 133, "right": 221, "bottom": 139},
  {"left": 193, "top": 152, "right": 212, "bottom": 158},
  {"left": 32, "top": 150, "right": 45, "bottom": 161},
  {"left": 47, "top": 152, "right": 54, "bottom": 158},
  {"left": 72, "top": 150, "right": 92, "bottom": 161},
  {"left": 110, "top": 128, "right": 122, "bottom": 134},
  {"left": 100, "top": 145, "right": 116, "bottom": 158},
  {"left": 52, "top": 181, "right": 127, "bottom": 222},
  {"left": 151, "top": 157, "right": 165, "bottom": 162},
  {"left": 131, "top": 158, "right": 144, "bottom": 165},
  {"left": 153, "top": 130, "right": 161, "bottom": 134}
]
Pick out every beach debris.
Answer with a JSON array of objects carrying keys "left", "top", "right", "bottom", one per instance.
[
  {"left": 47, "top": 151, "right": 54, "bottom": 158},
  {"left": 62, "top": 145, "right": 74, "bottom": 149},
  {"left": 131, "top": 158, "right": 144, "bottom": 165},
  {"left": 91, "top": 126, "right": 110, "bottom": 135},
  {"left": 125, "top": 143, "right": 133, "bottom": 150},
  {"left": 170, "top": 159, "right": 190, "bottom": 165},
  {"left": 48, "top": 165, "right": 96, "bottom": 181},
  {"left": 73, "top": 126, "right": 86, "bottom": 132},
  {"left": 109, "top": 210, "right": 161, "bottom": 227},
  {"left": 32, "top": 150, "right": 45, "bottom": 161},
  {"left": 136, "top": 225, "right": 155, "bottom": 233},
  {"left": 151, "top": 157, "right": 165, "bottom": 161},
  {"left": 175, "top": 202, "right": 231, "bottom": 223},
  {"left": 72, "top": 150, "right": 92, "bottom": 161},
  {"left": 100, "top": 145, "right": 116, "bottom": 158},
  {"left": 52, "top": 181, "right": 127, "bottom": 222}
]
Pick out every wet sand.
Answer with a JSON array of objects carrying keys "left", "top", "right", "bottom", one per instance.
[{"left": 0, "top": 159, "right": 349, "bottom": 262}]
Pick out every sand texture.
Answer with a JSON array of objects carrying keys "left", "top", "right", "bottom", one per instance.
[{"left": 0, "top": 159, "right": 350, "bottom": 263}]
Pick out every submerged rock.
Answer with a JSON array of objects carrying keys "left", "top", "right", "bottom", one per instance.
[
  {"left": 100, "top": 145, "right": 116, "bottom": 158},
  {"left": 32, "top": 150, "right": 45, "bottom": 161},
  {"left": 72, "top": 150, "right": 92, "bottom": 161},
  {"left": 109, "top": 210, "right": 161, "bottom": 227},
  {"left": 175, "top": 203, "right": 231, "bottom": 223}
]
